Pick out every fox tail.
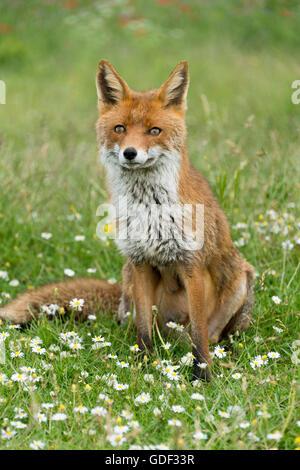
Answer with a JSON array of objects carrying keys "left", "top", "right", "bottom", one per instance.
[{"left": 0, "top": 278, "right": 122, "bottom": 324}]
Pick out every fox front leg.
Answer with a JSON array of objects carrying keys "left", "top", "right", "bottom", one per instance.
[
  {"left": 132, "top": 264, "right": 160, "bottom": 354},
  {"left": 178, "top": 265, "right": 212, "bottom": 382}
]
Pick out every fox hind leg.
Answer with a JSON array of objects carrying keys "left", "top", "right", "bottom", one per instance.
[
  {"left": 118, "top": 292, "right": 133, "bottom": 324},
  {"left": 219, "top": 270, "right": 254, "bottom": 340},
  {"left": 118, "top": 260, "right": 134, "bottom": 325}
]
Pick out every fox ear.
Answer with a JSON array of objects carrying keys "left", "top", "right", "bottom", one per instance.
[
  {"left": 158, "top": 61, "right": 189, "bottom": 110},
  {"left": 96, "top": 60, "right": 130, "bottom": 108}
]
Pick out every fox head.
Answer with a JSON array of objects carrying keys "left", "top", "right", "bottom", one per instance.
[{"left": 96, "top": 60, "right": 189, "bottom": 170}]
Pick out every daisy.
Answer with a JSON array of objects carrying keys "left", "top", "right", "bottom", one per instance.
[
  {"left": 135, "top": 392, "right": 151, "bottom": 404},
  {"left": 0, "top": 373, "right": 8, "bottom": 385},
  {"left": 91, "top": 407, "right": 107, "bottom": 417},
  {"left": 162, "top": 365, "right": 180, "bottom": 376},
  {"left": 197, "top": 362, "right": 208, "bottom": 369},
  {"left": 176, "top": 324, "right": 185, "bottom": 332},
  {"left": 87, "top": 268, "right": 96, "bottom": 274},
  {"left": 0, "top": 270, "right": 8, "bottom": 280},
  {"left": 8, "top": 323, "right": 21, "bottom": 329},
  {"left": 107, "top": 354, "right": 118, "bottom": 359},
  {"left": 48, "top": 304, "right": 60, "bottom": 316},
  {"left": 9, "top": 280, "right": 20, "bottom": 287},
  {"left": 234, "top": 238, "right": 245, "bottom": 247},
  {"left": 11, "top": 373, "right": 27, "bottom": 383},
  {"left": 30, "top": 337, "right": 43, "bottom": 347},
  {"left": 107, "top": 433, "right": 126, "bottom": 446},
  {"left": 267, "top": 431, "right": 282, "bottom": 441},
  {"left": 272, "top": 296, "right": 281, "bottom": 305},
  {"left": 98, "top": 341, "right": 111, "bottom": 348},
  {"left": 30, "top": 440, "right": 45, "bottom": 450},
  {"left": 114, "top": 383, "right": 129, "bottom": 391},
  {"left": 69, "top": 342, "right": 84, "bottom": 350},
  {"left": 218, "top": 410, "right": 230, "bottom": 418},
  {"left": 233, "top": 222, "right": 248, "bottom": 229},
  {"left": 167, "top": 370, "right": 181, "bottom": 382},
  {"left": 250, "top": 355, "right": 265, "bottom": 369},
  {"left": 64, "top": 269, "right": 75, "bottom": 277},
  {"left": 0, "top": 332, "right": 10, "bottom": 342},
  {"left": 267, "top": 351, "right": 280, "bottom": 359},
  {"left": 40, "top": 305, "right": 51, "bottom": 315},
  {"left": 128, "top": 420, "right": 139, "bottom": 429},
  {"left": 130, "top": 344, "right": 140, "bottom": 352},
  {"left": 1, "top": 292, "right": 10, "bottom": 299},
  {"left": 171, "top": 405, "right": 185, "bottom": 413},
  {"left": 168, "top": 418, "right": 182, "bottom": 427},
  {"left": 92, "top": 335, "right": 105, "bottom": 342},
  {"left": 41, "top": 403, "right": 54, "bottom": 410},
  {"left": 74, "top": 235, "right": 85, "bottom": 241},
  {"left": 41, "top": 232, "right": 52, "bottom": 240},
  {"left": 23, "top": 384, "right": 37, "bottom": 392},
  {"left": 113, "top": 425, "right": 129, "bottom": 435},
  {"left": 32, "top": 345, "right": 46, "bottom": 354},
  {"left": 193, "top": 431, "right": 208, "bottom": 440},
  {"left": 1, "top": 428, "right": 17, "bottom": 439},
  {"left": 98, "top": 393, "right": 109, "bottom": 401},
  {"left": 214, "top": 345, "right": 227, "bottom": 358},
  {"left": 166, "top": 321, "right": 178, "bottom": 330},
  {"left": 180, "top": 352, "right": 195, "bottom": 366},
  {"left": 11, "top": 421, "right": 27, "bottom": 429},
  {"left": 191, "top": 393, "right": 204, "bottom": 401},
  {"left": 121, "top": 410, "right": 133, "bottom": 420},
  {"left": 282, "top": 240, "right": 294, "bottom": 250},
  {"left": 74, "top": 405, "right": 88, "bottom": 414},
  {"left": 11, "top": 350, "right": 24, "bottom": 358},
  {"left": 232, "top": 373, "right": 242, "bottom": 380},
  {"left": 254, "top": 336, "right": 262, "bottom": 343},
  {"left": 69, "top": 298, "right": 85, "bottom": 311},
  {"left": 14, "top": 408, "right": 27, "bottom": 419},
  {"left": 107, "top": 278, "right": 117, "bottom": 285},
  {"left": 51, "top": 413, "right": 67, "bottom": 421},
  {"left": 35, "top": 413, "right": 47, "bottom": 423},
  {"left": 268, "top": 270, "right": 277, "bottom": 277},
  {"left": 117, "top": 361, "right": 129, "bottom": 368},
  {"left": 239, "top": 421, "right": 250, "bottom": 429}
]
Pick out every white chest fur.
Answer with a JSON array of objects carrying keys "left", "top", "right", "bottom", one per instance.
[{"left": 102, "top": 146, "right": 196, "bottom": 266}]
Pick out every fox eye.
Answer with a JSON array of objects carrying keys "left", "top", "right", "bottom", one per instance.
[
  {"left": 114, "top": 125, "right": 126, "bottom": 134},
  {"left": 148, "top": 127, "right": 162, "bottom": 136}
]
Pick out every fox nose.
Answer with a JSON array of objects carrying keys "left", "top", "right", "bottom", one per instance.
[{"left": 123, "top": 147, "right": 137, "bottom": 161}]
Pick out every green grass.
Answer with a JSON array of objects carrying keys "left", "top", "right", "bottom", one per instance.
[{"left": 0, "top": 0, "right": 299, "bottom": 450}]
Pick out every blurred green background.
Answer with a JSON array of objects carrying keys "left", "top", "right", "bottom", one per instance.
[{"left": 0, "top": 0, "right": 299, "bottom": 281}]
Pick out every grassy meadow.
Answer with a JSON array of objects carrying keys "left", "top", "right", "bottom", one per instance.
[{"left": 0, "top": 0, "right": 299, "bottom": 450}]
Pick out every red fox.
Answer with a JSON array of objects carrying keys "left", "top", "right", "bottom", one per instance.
[{"left": 0, "top": 60, "right": 254, "bottom": 381}]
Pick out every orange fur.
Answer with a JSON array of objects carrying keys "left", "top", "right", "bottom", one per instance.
[
  {"left": 95, "top": 60, "right": 255, "bottom": 381},
  {"left": 0, "top": 60, "right": 255, "bottom": 382},
  {"left": 0, "top": 279, "right": 121, "bottom": 324}
]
